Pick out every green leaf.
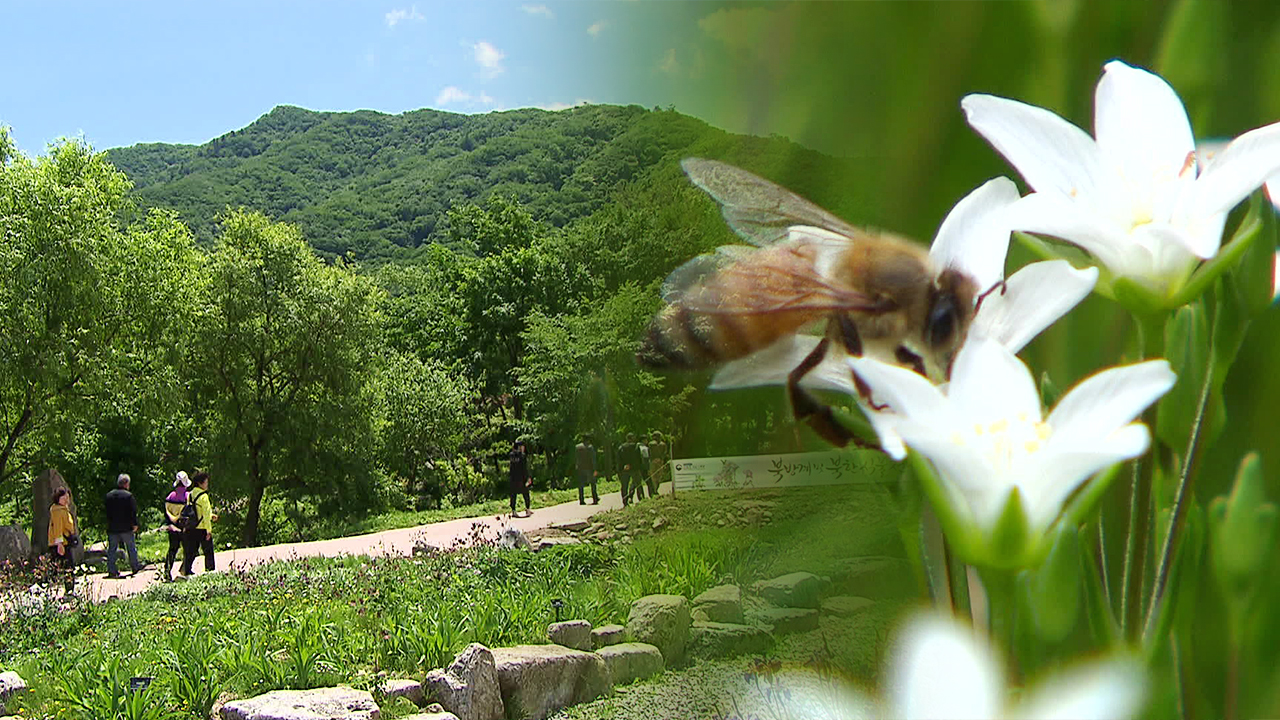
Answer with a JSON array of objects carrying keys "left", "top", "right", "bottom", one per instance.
[
  {"left": 988, "top": 487, "right": 1032, "bottom": 569},
  {"left": 1232, "top": 191, "right": 1278, "bottom": 318},
  {"left": 1024, "top": 523, "right": 1082, "bottom": 644},
  {"left": 1081, "top": 523, "right": 1123, "bottom": 650},
  {"left": 1210, "top": 453, "right": 1278, "bottom": 597},
  {"left": 1038, "top": 371, "right": 1062, "bottom": 410},
  {"left": 1114, "top": 277, "right": 1168, "bottom": 315},
  {"left": 1156, "top": 303, "right": 1210, "bottom": 452}
]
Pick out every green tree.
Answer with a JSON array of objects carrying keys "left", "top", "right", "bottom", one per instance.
[
  {"left": 192, "top": 209, "right": 381, "bottom": 545},
  {"left": 520, "top": 284, "right": 692, "bottom": 476},
  {"left": 373, "top": 351, "right": 475, "bottom": 505},
  {"left": 0, "top": 130, "right": 201, "bottom": 488}
]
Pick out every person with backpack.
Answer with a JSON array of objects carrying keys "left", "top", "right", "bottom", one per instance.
[
  {"left": 162, "top": 471, "right": 191, "bottom": 581},
  {"left": 179, "top": 471, "right": 215, "bottom": 577}
]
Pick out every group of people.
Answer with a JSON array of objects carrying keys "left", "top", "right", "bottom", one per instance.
[
  {"left": 44, "top": 470, "right": 218, "bottom": 585},
  {"left": 575, "top": 431, "right": 669, "bottom": 507}
]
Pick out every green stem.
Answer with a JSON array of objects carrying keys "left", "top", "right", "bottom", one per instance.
[
  {"left": 1121, "top": 312, "right": 1163, "bottom": 639},
  {"left": 1142, "top": 347, "right": 1215, "bottom": 644},
  {"left": 979, "top": 566, "right": 1019, "bottom": 677}
]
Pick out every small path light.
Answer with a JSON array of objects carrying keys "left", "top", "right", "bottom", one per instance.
[{"left": 551, "top": 598, "right": 565, "bottom": 623}]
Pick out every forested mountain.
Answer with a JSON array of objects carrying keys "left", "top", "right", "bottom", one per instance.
[{"left": 106, "top": 103, "right": 814, "bottom": 261}]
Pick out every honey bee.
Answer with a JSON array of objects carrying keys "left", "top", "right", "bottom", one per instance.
[{"left": 637, "top": 158, "right": 986, "bottom": 447}]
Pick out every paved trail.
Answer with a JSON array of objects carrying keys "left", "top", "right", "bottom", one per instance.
[{"left": 84, "top": 485, "right": 660, "bottom": 603}]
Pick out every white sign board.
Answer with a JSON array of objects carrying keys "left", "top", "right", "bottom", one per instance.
[{"left": 670, "top": 449, "right": 898, "bottom": 491}]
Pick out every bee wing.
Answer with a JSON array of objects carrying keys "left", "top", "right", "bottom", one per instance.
[
  {"left": 662, "top": 231, "right": 882, "bottom": 315},
  {"left": 682, "top": 158, "right": 863, "bottom": 247}
]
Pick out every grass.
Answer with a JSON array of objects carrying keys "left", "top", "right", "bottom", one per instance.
[{"left": 0, "top": 482, "right": 909, "bottom": 719}]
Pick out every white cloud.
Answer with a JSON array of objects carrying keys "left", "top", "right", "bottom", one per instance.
[
  {"left": 522, "top": 4, "right": 554, "bottom": 19},
  {"left": 659, "top": 48, "right": 679, "bottom": 74},
  {"left": 538, "top": 99, "right": 594, "bottom": 111},
  {"left": 385, "top": 5, "right": 424, "bottom": 27},
  {"left": 435, "top": 86, "right": 498, "bottom": 108},
  {"left": 473, "top": 41, "right": 506, "bottom": 77},
  {"left": 587, "top": 20, "right": 608, "bottom": 37}
]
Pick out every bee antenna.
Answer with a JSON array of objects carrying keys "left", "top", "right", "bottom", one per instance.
[{"left": 974, "top": 280, "right": 1008, "bottom": 315}]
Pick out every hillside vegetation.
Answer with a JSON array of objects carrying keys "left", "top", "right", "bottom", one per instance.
[{"left": 106, "top": 104, "right": 860, "bottom": 262}]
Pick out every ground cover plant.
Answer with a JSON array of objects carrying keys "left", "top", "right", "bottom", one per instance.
[{"left": 0, "top": 484, "right": 903, "bottom": 718}]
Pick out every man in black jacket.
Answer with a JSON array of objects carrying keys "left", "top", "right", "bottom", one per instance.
[{"left": 104, "top": 473, "right": 144, "bottom": 578}]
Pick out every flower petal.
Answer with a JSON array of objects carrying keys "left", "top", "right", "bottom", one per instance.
[
  {"left": 1004, "top": 193, "right": 1142, "bottom": 278},
  {"left": 895, "top": 424, "right": 1003, "bottom": 526},
  {"left": 972, "top": 260, "right": 1098, "bottom": 353},
  {"left": 1017, "top": 660, "right": 1147, "bottom": 720},
  {"left": 849, "top": 356, "right": 950, "bottom": 427},
  {"left": 929, "top": 176, "right": 1020, "bottom": 291},
  {"left": 889, "top": 614, "right": 1003, "bottom": 720},
  {"left": 1017, "top": 424, "right": 1150, "bottom": 532},
  {"left": 1046, "top": 359, "right": 1175, "bottom": 447},
  {"left": 962, "top": 93, "right": 1102, "bottom": 198},
  {"left": 947, "top": 336, "right": 1042, "bottom": 426},
  {"left": 1094, "top": 61, "right": 1196, "bottom": 193},
  {"left": 1191, "top": 120, "right": 1280, "bottom": 219}
]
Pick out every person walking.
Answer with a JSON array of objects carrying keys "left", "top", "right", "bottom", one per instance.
[
  {"left": 508, "top": 441, "right": 532, "bottom": 517},
  {"left": 618, "top": 433, "right": 645, "bottom": 504},
  {"left": 575, "top": 435, "right": 599, "bottom": 505},
  {"left": 162, "top": 471, "right": 192, "bottom": 581},
  {"left": 179, "top": 472, "right": 215, "bottom": 577},
  {"left": 103, "top": 473, "right": 144, "bottom": 578},
  {"left": 47, "top": 487, "right": 77, "bottom": 588},
  {"left": 648, "top": 431, "right": 669, "bottom": 496}
]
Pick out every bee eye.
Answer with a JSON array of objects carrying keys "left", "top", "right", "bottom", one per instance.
[{"left": 927, "top": 297, "right": 958, "bottom": 348}]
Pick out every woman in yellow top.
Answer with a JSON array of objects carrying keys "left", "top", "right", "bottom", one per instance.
[
  {"left": 179, "top": 471, "right": 216, "bottom": 577},
  {"left": 47, "top": 487, "right": 77, "bottom": 583}
]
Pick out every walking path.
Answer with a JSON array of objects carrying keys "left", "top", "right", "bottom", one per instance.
[{"left": 84, "top": 485, "right": 662, "bottom": 603}]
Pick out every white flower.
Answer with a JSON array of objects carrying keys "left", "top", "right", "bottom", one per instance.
[
  {"left": 850, "top": 336, "right": 1173, "bottom": 546},
  {"left": 710, "top": 178, "right": 1098, "bottom": 397},
  {"left": 741, "top": 613, "right": 1146, "bottom": 720},
  {"left": 963, "top": 60, "right": 1280, "bottom": 299}
]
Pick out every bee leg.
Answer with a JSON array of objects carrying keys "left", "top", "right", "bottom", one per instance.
[
  {"left": 974, "top": 279, "right": 1008, "bottom": 315},
  {"left": 788, "top": 323, "right": 878, "bottom": 448},
  {"left": 788, "top": 338, "right": 852, "bottom": 447}
]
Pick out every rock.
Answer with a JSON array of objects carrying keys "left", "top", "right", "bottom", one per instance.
[
  {"left": 218, "top": 687, "right": 379, "bottom": 720},
  {"left": 752, "top": 572, "right": 825, "bottom": 609},
  {"left": 614, "top": 524, "right": 628, "bottom": 531},
  {"left": 625, "top": 594, "right": 691, "bottom": 666},
  {"left": 596, "top": 642, "right": 663, "bottom": 686},
  {"left": 0, "top": 671, "right": 28, "bottom": 712},
  {"left": 422, "top": 643, "right": 504, "bottom": 720},
  {"left": 553, "top": 520, "right": 589, "bottom": 532},
  {"left": 594, "top": 531, "right": 614, "bottom": 542},
  {"left": 651, "top": 517, "right": 667, "bottom": 531},
  {"left": 831, "top": 556, "right": 914, "bottom": 598},
  {"left": 590, "top": 624, "right": 626, "bottom": 649},
  {"left": 821, "top": 596, "right": 875, "bottom": 617},
  {"left": 756, "top": 607, "right": 820, "bottom": 635},
  {"left": 0, "top": 526, "right": 31, "bottom": 568},
  {"left": 497, "top": 527, "right": 533, "bottom": 551},
  {"left": 548, "top": 620, "right": 592, "bottom": 650},
  {"left": 534, "top": 537, "right": 582, "bottom": 552},
  {"left": 691, "top": 584, "right": 743, "bottom": 624},
  {"left": 688, "top": 621, "right": 774, "bottom": 659},
  {"left": 492, "top": 644, "right": 609, "bottom": 720},
  {"left": 381, "top": 678, "right": 425, "bottom": 706},
  {"left": 402, "top": 705, "right": 461, "bottom": 720}
]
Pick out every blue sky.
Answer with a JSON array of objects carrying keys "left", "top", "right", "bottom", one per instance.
[{"left": 1, "top": 1, "right": 720, "bottom": 155}]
